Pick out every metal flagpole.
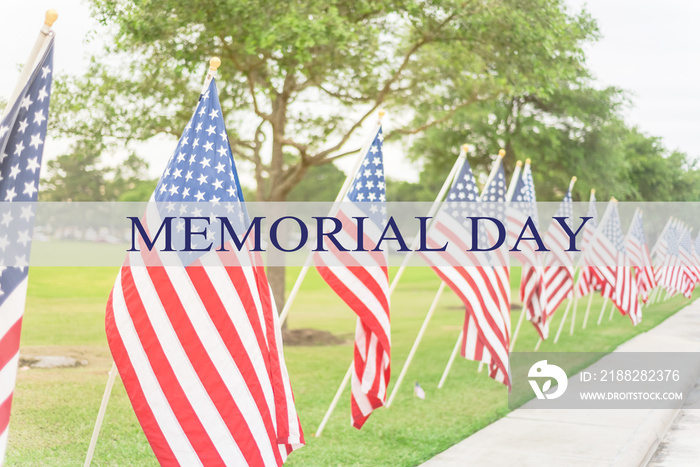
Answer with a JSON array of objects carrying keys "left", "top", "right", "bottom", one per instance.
[
  {"left": 84, "top": 58, "right": 222, "bottom": 467},
  {"left": 279, "top": 112, "right": 385, "bottom": 325},
  {"left": 2, "top": 10, "right": 58, "bottom": 120},
  {"left": 438, "top": 329, "right": 464, "bottom": 389},
  {"left": 581, "top": 293, "right": 595, "bottom": 328},
  {"left": 596, "top": 297, "right": 609, "bottom": 325},
  {"left": 383, "top": 147, "right": 470, "bottom": 407},
  {"left": 316, "top": 145, "right": 469, "bottom": 431}
]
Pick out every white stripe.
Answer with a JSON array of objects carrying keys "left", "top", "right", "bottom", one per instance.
[
  {"left": 111, "top": 273, "right": 201, "bottom": 466},
  {"left": 126, "top": 259, "right": 247, "bottom": 464},
  {"left": 0, "top": 279, "right": 28, "bottom": 339},
  {"left": 0, "top": 354, "right": 19, "bottom": 410}
]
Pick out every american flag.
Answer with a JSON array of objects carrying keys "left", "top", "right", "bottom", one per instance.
[
  {"left": 575, "top": 190, "right": 600, "bottom": 298},
  {"left": 313, "top": 125, "right": 390, "bottom": 429},
  {"left": 624, "top": 209, "right": 656, "bottom": 303},
  {"left": 677, "top": 228, "right": 698, "bottom": 297},
  {"left": 105, "top": 78, "right": 304, "bottom": 465},
  {"left": 583, "top": 202, "right": 641, "bottom": 324},
  {"left": 656, "top": 224, "right": 691, "bottom": 297},
  {"left": 541, "top": 182, "right": 575, "bottom": 326},
  {"left": 507, "top": 161, "right": 548, "bottom": 339},
  {"left": 651, "top": 218, "right": 674, "bottom": 288},
  {"left": 694, "top": 232, "right": 700, "bottom": 284},
  {"left": 0, "top": 38, "right": 53, "bottom": 462},
  {"left": 423, "top": 157, "right": 510, "bottom": 387}
]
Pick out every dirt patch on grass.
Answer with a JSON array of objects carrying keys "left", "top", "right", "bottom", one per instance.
[{"left": 282, "top": 328, "right": 349, "bottom": 346}]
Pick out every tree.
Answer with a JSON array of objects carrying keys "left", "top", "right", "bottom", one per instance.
[{"left": 51, "top": 0, "right": 600, "bottom": 311}]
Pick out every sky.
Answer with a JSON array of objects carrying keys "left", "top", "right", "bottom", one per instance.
[{"left": 1, "top": 0, "right": 699, "bottom": 182}]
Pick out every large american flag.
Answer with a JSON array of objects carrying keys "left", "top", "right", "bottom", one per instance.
[
  {"left": 507, "top": 161, "right": 547, "bottom": 339},
  {"left": 677, "top": 228, "right": 698, "bottom": 297},
  {"left": 106, "top": 78, "right": 304, "bottom": 465},
  {"left": 313, "top": 125, "right": 390, "bottom": 429},
  {"left": 582, "top": 202, "right": 641, "bottom": 324},
  {"left": 423, "top": 157, "right": 510, "bottom": 387},
  {"left": 541, "top": 181, "right": 575, "bottom": 327},
  {"left": 624, "top": 209, "right": 656, "bottom": 303},
  {"left": 575, "top": 190, "right": 600, "bottom": 298},
  {"left": 0, "top": 38, "right": 53, "bottom": 462}
]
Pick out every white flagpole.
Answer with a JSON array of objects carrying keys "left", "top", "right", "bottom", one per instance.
[
  {"left": 581, "top": 293, "right": 595, "bottom": 328},
  {"left": 438, "top": 329, "right": 464, "bottom": 389},
  {"left": 383, "top": 147, "right": 469, "bottom": 407},
  {"left": 279, "top": 112, "right": 385, "bottom": 326},
  {"left": 2, "top": 10, "right": 57, "bottom": 120},
  {"left": 84, "top": 58, "right": 222, "bottom": 467},
  {"left": 317, "top": 145, "right": 469, "bottom": 431},
  {"left": 552, "top": 298, "right": 573, "bottom": 344},
  {"left": 596, "top": 297, "right": 609, "bottom": 325}
]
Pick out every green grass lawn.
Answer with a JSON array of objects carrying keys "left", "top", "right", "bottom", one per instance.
[{"left": 5, "top": 266, "right": 696, "bottom": 466}]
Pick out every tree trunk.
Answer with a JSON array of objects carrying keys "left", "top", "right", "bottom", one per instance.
[{"left": 267, "top": 265, "right": 287, "bottom": 329}]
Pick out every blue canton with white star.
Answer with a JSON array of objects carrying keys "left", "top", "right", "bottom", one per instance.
[
  {"left": 513, "top": 163, "right": 538, "bottom": 226},
  {"left": 602, "top": 203, "right": 625, "bottom": 254},
  {"left": 153, "top": 78, "right": 247, "bottom": 263},
  {"left": 0, "top": 40, "right": 53, "bottom": 304},
  {"left": 346, "top": 127, "right": 386, "bottom": 226},
  {"left": 630, "top": 212, "right": 647, "bottom": 245}
]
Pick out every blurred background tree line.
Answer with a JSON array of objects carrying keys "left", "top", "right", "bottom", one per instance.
[{"left": 36, "top": 0, "right": 700, "bottom": 308}]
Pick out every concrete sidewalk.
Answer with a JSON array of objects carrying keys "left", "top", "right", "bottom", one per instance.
[{"left": 421, "top": 299, "right": 700, "bottom": 467}]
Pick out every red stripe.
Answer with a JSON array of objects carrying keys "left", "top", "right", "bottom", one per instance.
[
  {"left": 0, "top": 317, "right": 22, "bottom": 370},
  {"left": 105, "top": 287, "right": 178, "bottom": 466}
]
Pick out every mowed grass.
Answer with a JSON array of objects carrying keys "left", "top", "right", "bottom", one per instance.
[{"left": 5, "top": 266, "right": 697, "bottom": 466}]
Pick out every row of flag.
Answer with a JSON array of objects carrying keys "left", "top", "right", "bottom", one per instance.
[{"left": 1, "top": 15, "right": 699, "bottom": 466}]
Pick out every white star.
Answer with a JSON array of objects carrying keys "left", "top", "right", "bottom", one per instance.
[
  {"left": 23, "top": 181, "right": 37, "bottom": 197},
  {"left": 202, "top": 91, "right": 210, "bottom": 101},
  {"left": 199, "top": 157, "right": 211, "bottom": 168},
  {"left": 20, "top": 205, "right": 33, "bottom": 221},
  {"left": 197, "top": 174, "right": 208, "bottom": 185},
  {"left": 194, "top": 191, "right": 205, "bottom": 201},
  {"left": 0, "top": 236, "right": 8, "bottom": 250},
  {"left": 159, "top": 184, "right": 167, "bottom": 194},
  {"left": 185, "top": 170, "right": 193, "bottom": 182},
  {"left": 19, "top": 95, "right": 33, "bottom": 110},
  {"left": 356, "top": 193, "right": 365, "bottom": 201},
  {"left": 168, "top": 185, "right": 179, "bottom": 195},
  {"left": 226, "top": 186, "right": 236, "bottom": 197},
  {"left": 41, "top": 66, "right": 51, "bottom": 78},
  {"left": 211, "top": 195, "right": 220, "bottom": 206},
  {"left": 368, "top": 192, "right": 376, "bottom": 201},
  {"left": 177, "top": 152, "right": 186, "bottom": 162},
  {"left": 220, "top": 129, "right": 227, "bottom": 140},
  {"left": 203, "top": 141, "right": 214, "bottom": 152},
  {"left": 165, "top": 202, "right": 175, "bottom": 212},
  {"left": 0, "top": 126, "right": 8, "bottom": 138},
  {"left": 198, "top": 106, "right": 206, "bottom": 116},
  {"left": 209, "top": 109, "right": 219, "bottom": 119},
  {"left": 14, "top": 142, "right": 25, "bottom": 157},
  {"left": 372, "top": 157, "right": 380, "bottom": 165},
  {"left": 192, "top": 207, "right": 203, "bottom": 217},
  {"left": 37, "top": 86, "right": 48, "bottom": 102},
  {"left": 14, "top": 255, "right": 28, "bottom": 270},
  {"left": 173, "top": 168, "right": 182, "bottom": 179},
  {"left": 369, "top": 145, "right": 378, "bottom": 154},
  {"left": 17, "top": 230, "right": 31, "bottom": 246},
  {"left": 179, "top": 204, "right": 188, "bottom": 215},
  {"left": 33, "top": 109, "right": 46, "bottom": 126},
  {"left": 192, "top": 138, "right": 200, "bottom": 149},
  {"left": 214, "top": 162, "right": 225, "bottom": 173},
  {"left": 182, "top": 187, "right": 190, "bottom": 197},
  {"left": 1, "top": 212, "right": 12, "bottom": 226},
  {"left": 189, "top": 154, "right": 197, "bottom": 164},
  {"left": 212, "top": 179, "right": 223, "bottom": 190},
  {"left": 176, "top": 220, "right": 185, "bottom": 233},
  {"left": 206, "top": 125, "right": 216, "bottom": 135},
  {"left": 217, "top": 146, "right": 228, "bottom": 157},
  {"left": 29, "top": 133, "right": 43, "bottom": 150},
  {"left": 18, "top": 119, "right": 28, "bottom": 133},
  {"left": 5, "top": 187, "right": 17, "bottom": 201},
  {"left": 9, "top": 164, "right": 20, "bottom": 179},
  {"left": 180, "top": 136, "right": 189, "bottom": 147},
  {"left": 195, "top": 122, "right": 203, "bottom": 133}
]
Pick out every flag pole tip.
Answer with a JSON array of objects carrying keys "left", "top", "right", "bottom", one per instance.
[
  {"left": 611, "top": 196, "right": 617, "bottom": 202},
  {"left": 209, "top": 57, "right": 221, "bottom": 71},
  {"left": 378, "top": 109, "right": 386, "bottom": 120},
  {"left": 461, "top": 144, "right": 469, "bottom": 153},
  {"left": 45, "top": 9, "right": 58, "bottom": 26},
  {"left": 525, "top": 158, "right": 531, "bottom": 164},
  {"left": 591, "top": 188, "right": 595, "bottom": 194},
  {"left": 516, "top": 160, "right": 522, "bottom": 167},
  {"left": 498, "top": 149, "right": 506, "bottom": 158},
  {"left": 572, "top": 176, "right": 577, "bottom": 182}
]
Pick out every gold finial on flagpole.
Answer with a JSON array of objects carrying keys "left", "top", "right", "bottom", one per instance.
[
  {"left": 45, "top": 9, "right": 58, "bottom": 26},
  {"left": 461, "top": 144, "right": 469, "bottom": 154},
  {"left": 516, "top": 160, "right": 522, "bottom": 167},
  {"left": 611, "top": 196, "right": 617, "bottom": 202},
  {"left": 378, "top": 109, "right": 386, "bottom": 121},
  {"left": 525, "top": 158, "right": 531, "bottom": 164},
  {"left": 591, "top": 188, "right": 595, "bottom": 194},
  {"left": 210, "top": 57, "right": 221, "bottom": 71},
  {"left": 572, "top": 176, "right": 577, "bottom": 183},
  {"left": 498, "top": 149, "right": 506, "bottom": 158}
]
